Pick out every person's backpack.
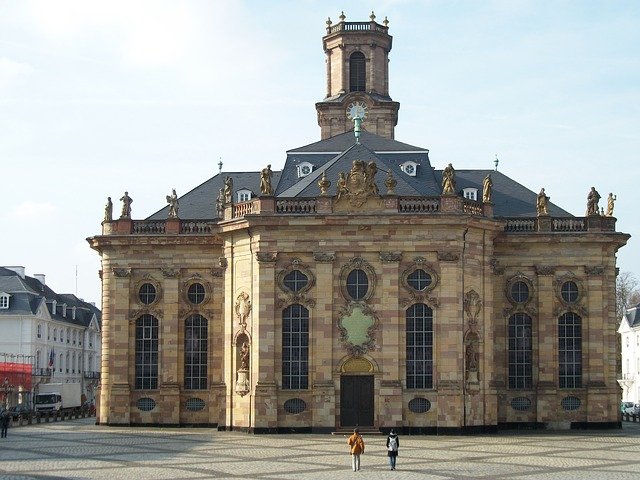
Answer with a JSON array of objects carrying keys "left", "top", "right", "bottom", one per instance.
[{"left": 388, "top": 436, "right": 398, "bottom": 451}]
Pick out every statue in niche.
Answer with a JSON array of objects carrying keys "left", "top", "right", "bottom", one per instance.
[
  {"left": 482, "top": 174, "right": 493, "bottom": 203},
  {"left": 442, "top": 163, "right": 456, "bottom": 195},
  {"left": 103, "top": 197, "right": 113, "bottom": 222},
  {"left": 466, "top": 341, "right": 479, "bottom": 372},
  {"left": 166, "top": 189, "right": 179, "bottom": 218},
  {"left": 119, "top": 191, "right": 133, "bottom": 219},
  {"left": 586, "top": 187, "right": 601, "bottom": 216},
  {"left": 536, "top": 188, "right": 549, "bottom": 216},
  {"left": 239, "top": 342, "right": 250, "bottom": 370}
]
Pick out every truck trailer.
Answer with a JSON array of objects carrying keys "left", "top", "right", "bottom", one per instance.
[{"left": 34, "top": 383, "right": 82, "bottom": 412}]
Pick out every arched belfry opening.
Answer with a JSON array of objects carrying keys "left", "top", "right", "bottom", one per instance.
[{"left": 349, "top": 52, "right": 366, "bottom": 92}]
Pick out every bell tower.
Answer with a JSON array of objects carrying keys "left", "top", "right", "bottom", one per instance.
[{"left": 316, "top": 12, "right": 400, "bottom": 139}]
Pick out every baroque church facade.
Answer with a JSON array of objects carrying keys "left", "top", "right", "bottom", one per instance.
[{"left": 89, "top": 14, "right": 628, "bottom": 433}]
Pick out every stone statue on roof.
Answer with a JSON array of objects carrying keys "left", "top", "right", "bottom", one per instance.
[
  {"left": 260, "top": 164, "right": 273, "bottom": 196},
  {"left": 482, "top": 174, "right": 493, "bottom": 203},
  {"left": 103, "top": 197, "right": 113, "bottom": 222},
  {"left": 536, "top": 188, "right": 549, "bottom": 216},
  {"left": 442, "top": 163, "right": 456, "bottom": 195},
  {"left": 166, "top": 189, "right": 179, "bottom": 218},
  {"left": 586, "top": 187, "right": 601, "bottom": 216},
  {"left": 119, "top": 192, "right": 132, "bottom": 219},
  {"left": 606, "top": 193, "right": 616, "bottom": 217},
  {"left": 224, "top": 177, "right": 233, "bottom": 204}
]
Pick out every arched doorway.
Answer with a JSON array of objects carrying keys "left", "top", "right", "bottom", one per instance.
[{"left": 340, "top": 356, "right": 374, "bottom": 427}]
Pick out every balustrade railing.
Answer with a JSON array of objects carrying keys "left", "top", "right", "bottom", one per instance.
[
  {"left": 328, "top": 21, "right": 387, "bottom": 34},
  {"left": 504, "top": 218, "right": 537, "bottom": 232},
  {"left": 463, "top": 200, "right": 483, "bottom": 216},
  {"left": 276, "top": 198, "right": 317, "bottom": 214},
  {"left": 552, "top": 218, "right": 586, "bottom": 232},
  {"left": 180, "top": 221, "right": 214, "bottom": 234},
  {"left": 398, "top": 197, "right": 440, "bottom": 213},
  {"left": 233, "top": 201, "right": 256, "bottom": 218},
  {"left": 132, "top": 220, "right": 165, "bottom": 234}
]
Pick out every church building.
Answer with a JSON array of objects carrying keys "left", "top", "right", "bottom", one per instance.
[{"left": 89, "top": 13, "right": 629, "bottom": 433}]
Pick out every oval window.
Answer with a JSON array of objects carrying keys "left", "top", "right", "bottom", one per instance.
[
  {"left": 283, "top": 270, "right": 309, "bottom": 293},
  {"left": 510, "top": 397, "right": 532, "bottom": 411},
  {"left": 139, "top": 283, "right": 157, "bottom": 305},
  {"left": 283, "top": 398, "right": 306, "bottom": 414},
  {"left": 510, "top": 281, "right": 529, "bottom": 303},
  {"left": 187, "top": 283, "right": 206, "bottom": 305},
  {"left": 185, "top": 398, "right": 206, "bottom": 412},
  {"left": 136, "top": 397, "right": 156, "bottom": 412},
  {"left": 407, "top": 269, "right": 432, "bottom": 291},
  {"left": 561, "top": 396, "right": 581, "bottom": 411},
  {"left": 408, "top": 397, "right": 431, "bottom": 413},
  {"left": 561, "top": 281, "right": 579, "bottom": 303},
  {"left": 346, "top": 269, "right": 368, "bottom": 300}
]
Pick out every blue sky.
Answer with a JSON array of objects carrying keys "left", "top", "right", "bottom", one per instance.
[{"left": 1, "top": 0, "right": 638, "bottom": 304}]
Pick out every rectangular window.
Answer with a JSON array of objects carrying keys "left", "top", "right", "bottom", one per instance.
[
  {"left": 508, "top": 314, "right": 533, "bottom": 389},
  {"left": 282, "top": 304, "right": 309, "bottom": 390},
  {"left": 0, "top": 295, "right": 9, "bottom": 309},
  {"left": 135, "top": 315, "right": 159, "bottom": 390},
  {"left": 559, "top": 313, "right": 582, "bottom": 388},
  {"left": 406, "top": 304, "right": 434, "bottom": 389},
  {"left": 184, "top": 315, "right": 208, "bottom": 390}
]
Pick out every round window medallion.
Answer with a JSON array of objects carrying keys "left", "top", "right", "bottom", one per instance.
[
  {"left": 346, "top": 269, "right": 368, "bottom": 300},
  {"left": 510, "top": 397, "right": 532, "bottom": 411},
  {"left": 408, "top": 397, "right": 431, "bottom": 414},
  {"left": 283, "top": 398, "right": 306, "bottom": 414},
  {"left": 137, "top": 397, "right": 156, "bottom": 412},
  {"left": 283, "top": 270, "right": 309, "bottom": 293},
  {"left": 185, "top": 398, "right": 206, "bottom": 412},
  {"left": 561, "top": 396, "right": 581, "bottom": 411},
  {"left": 407, "top": 269, "right": 432, "bottom": 291}
]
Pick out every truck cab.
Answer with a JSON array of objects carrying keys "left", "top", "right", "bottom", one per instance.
[{"left": 34, "top": 393, "right": 62, "bottom": 412}]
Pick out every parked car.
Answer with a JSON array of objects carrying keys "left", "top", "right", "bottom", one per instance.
[
  {"left": 8, "top": 404, "right": 31, "bottom": 420},
  {"left": 621, "top": 401, "right": 634, "bottom": 413},
  {"left": 624, "top": 403, "right": 640, "bottom": 415}
]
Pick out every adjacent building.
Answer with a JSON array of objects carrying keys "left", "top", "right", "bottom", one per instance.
[
  {"left": 618, "top": 303, "right": 640, "bottom": 404},
  {"left": 88, "top": 14, "right": 629, "bottom": 432},
  {"left": 0, "top": 266, "right": 101, "bottom": 408}
]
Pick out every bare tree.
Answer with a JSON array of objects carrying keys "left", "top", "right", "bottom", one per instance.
[{"left": 617, "top": 272, "right": 640, "bottom": 322}]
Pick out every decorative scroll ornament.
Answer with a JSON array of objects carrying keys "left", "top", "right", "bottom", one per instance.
[
  {"left": 235, "top": 292, "right": 251, "bottom": 329},
  {"left": 336, "top": 160, "right": 380, "bottom": 207},
  {"left": 584, "top": 265, "right": 604, "bottom": 275},
  {"left": 535, "top": 265, "right": 555, "bottom": 276},
  {"left": 218, "top": 257, "right": 228, "bottom": 269},
  {"left": 112, "top": 268, "right": 131, "bottom": 278},
  {"left": 490, "top": 258, "right": 505, "bottom": 275},
  {"left": 161, "top": 268, "right": 179, "bottom": 278},
  {"left": 379, "top": 251, "right": 402, "bottom": 262},
  {"left": 318, "top": 171, "right": 331, "bottom": 195},
  {"left": 337, "top": 302, "right": 379, "bottom": 356},
  {"left": 313, "top": 252, "right": 335, "bottom": 263},
  {"left": 400, "top": 293, "right": 439, "bottom": 310},
  {"left": 464, "top": 290, "right": 482, "bottom": 330},
  {"left": 256, "top": 252, "right": 278, "bottom": 263}
]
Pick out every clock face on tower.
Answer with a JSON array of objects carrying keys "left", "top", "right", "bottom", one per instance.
[{"left": 346, "top": 101, "right": 368, "bottom": 120}]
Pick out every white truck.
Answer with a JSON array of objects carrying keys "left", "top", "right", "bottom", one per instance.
[{"left": 34, "top": 383, "right": 82, "bottom": 412}]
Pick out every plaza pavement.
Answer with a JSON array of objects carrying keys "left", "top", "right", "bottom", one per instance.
[{"left": 1, "top": 418, "right": 640, "bottom": 479}]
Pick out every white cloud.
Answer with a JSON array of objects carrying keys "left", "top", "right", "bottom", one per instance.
[{"left": 0, "top": 57, "right": 33, "bottom": 89}]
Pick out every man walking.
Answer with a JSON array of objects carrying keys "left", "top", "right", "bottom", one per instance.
[
  {"left": 1, "top": 410, "right": 9, "bottom": 438},
  {"left": 347, "top": 428, "right": 365, "bottom": 471}
]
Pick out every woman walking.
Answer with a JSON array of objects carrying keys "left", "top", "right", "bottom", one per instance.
[{"left": 386, "top": 429, "right": 399, "bottom": 470}]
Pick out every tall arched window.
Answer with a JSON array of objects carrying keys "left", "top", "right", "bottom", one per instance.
[
  {"left": 559, "top": 312, "right": 582, "bottom": 388},
  {"left": 508, "top": 313, "right": 532, "bottom": 389},
  {"left": 406, "top": 303, "right": 433, "bottom": 389},
  {"left": 135, "top": 314, "right": 159, "bottom": 390},
  {"left": 184, "top": 314, "right": 208, "bottom": 390},
  {"left": 349, "top": 52, "right": 366, "bottom": 92},
  {"left": 282, "top": 304, "right": 309, "bottom": 390}
]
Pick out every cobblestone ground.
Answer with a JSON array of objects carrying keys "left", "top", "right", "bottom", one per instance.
[{"left": 1, "top": 419, "right": 640, "bottom": 479}]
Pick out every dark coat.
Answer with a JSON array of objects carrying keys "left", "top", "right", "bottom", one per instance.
[{"left": 386, "top": 433, "right": 399, "bottom": 457}]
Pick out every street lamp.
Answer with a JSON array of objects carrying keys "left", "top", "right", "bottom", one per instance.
[{"left": 1, "top": 377, "right": 14, "bottom": 410}]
